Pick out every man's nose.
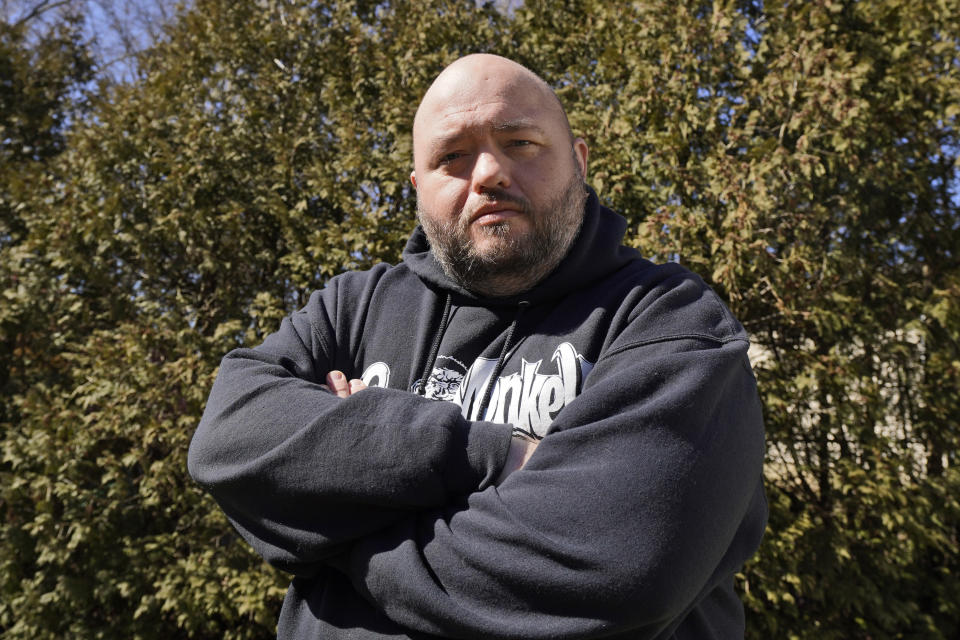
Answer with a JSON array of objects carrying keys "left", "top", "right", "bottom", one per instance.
[{"left": 471, "top": 149, "right": 510, "bottom": 192}]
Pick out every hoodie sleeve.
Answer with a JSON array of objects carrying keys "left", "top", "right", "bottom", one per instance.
[
  {"left": 186, "top": 273, "right": 513, "bottom": 576},
  {"left": 333, "top": 289, "right": 768, "bottom": 638}
]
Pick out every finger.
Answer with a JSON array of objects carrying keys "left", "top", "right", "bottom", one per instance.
[
  {"left": 326, "top": 371, "right": 351, "bottom": 398},
  {"left": 349, "top": 378, "right": 367, "bottom": 394}
]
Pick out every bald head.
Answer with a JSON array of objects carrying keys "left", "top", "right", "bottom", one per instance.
[
  {"left": 413, "top": 54, "right": 573, "bottom": 154},
  {"left": 407, "top": 54, "right": 589, "bottom": 296}
]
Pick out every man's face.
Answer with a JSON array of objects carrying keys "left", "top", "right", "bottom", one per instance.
[{"left": 411, "top": 56, "right": 589, "bottom": 296}]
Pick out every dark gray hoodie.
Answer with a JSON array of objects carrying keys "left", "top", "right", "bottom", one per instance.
[{"left": 187, "top": 189, "right": 767, "bottom": 639}]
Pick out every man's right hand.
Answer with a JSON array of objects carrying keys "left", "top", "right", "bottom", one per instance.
[{"left": 495, "top": 435, "right": 538, "bottom": 485}]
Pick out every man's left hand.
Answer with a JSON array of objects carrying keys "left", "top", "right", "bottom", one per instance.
[{"left": 324, "top": 370, "right": 367, "bottom": 397}]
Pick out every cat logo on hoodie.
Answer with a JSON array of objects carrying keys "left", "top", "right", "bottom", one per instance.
[{"left": 362, "top": 342, "right": 593, "bottom": 436}]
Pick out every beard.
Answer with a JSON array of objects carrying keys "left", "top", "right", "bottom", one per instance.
[{"left": 418, "top": 172, "right": 588, "bottom": 297}]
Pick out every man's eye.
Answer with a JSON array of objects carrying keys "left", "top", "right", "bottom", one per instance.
[
  {"left": 510, "top": 139, "right": 532, "bottom": 147},
  {"left": 439, "top": 152, "right": 463, "bottom": 165}
]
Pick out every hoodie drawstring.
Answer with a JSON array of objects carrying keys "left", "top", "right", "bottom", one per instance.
[
  {"left": 415, "top": 292, "right": 452, "bottom": 395},
  {"left": 475, "top": 301, "right": 529, "bottom": 422}
]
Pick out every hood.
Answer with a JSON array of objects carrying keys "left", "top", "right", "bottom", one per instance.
[{"left": 401, "top": 187, "right": 641, "bottom": 305}]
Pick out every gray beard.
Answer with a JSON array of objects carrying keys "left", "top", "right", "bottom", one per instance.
[{"left": 418, "top": 175, "right": 587, "bottom": 297}]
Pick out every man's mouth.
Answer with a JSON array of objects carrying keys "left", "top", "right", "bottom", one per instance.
[{"left": 469, "top": 201, "right": 525, "bottom": 226}]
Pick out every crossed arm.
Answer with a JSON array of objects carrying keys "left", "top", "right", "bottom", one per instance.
[
  {"left": 322, "top": 370, "right": 537, "bottom": 485},
  {"left": 188, "top": 281, "right": 766, "bottom": 638}
]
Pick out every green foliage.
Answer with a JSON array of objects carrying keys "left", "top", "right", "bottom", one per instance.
[{"left": 2, "top": 0, "right": 958, "bottom": 637}]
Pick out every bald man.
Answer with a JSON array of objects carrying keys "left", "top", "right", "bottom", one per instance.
[{"left": 189, "top": 54, "right": 767, "bottom": 639}]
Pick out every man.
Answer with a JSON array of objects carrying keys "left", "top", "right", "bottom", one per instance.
[{"left": 188, "top": 54, "right": 767, "bottom": 639}]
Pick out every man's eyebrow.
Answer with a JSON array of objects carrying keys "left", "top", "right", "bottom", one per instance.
[
  {"left": 492, "top": 120, "right": 546, "bottom": 135},
  {"left": 429, "top": 120, "right": 547, "bottom": 148}
]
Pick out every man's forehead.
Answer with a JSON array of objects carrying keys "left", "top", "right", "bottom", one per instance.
[
  {"left": 422, "top": 106, "right": 547, "bottom": 144},
  {"left": 413, "top": 55, "right": 563, "bottom": 141},
  {"left": 418, "top": 87, "right": 547, "bottom": 132}
]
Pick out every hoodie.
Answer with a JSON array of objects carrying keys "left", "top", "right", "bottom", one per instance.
[{"left": 187, "top": 189, "right": 768, "bottom": 639}]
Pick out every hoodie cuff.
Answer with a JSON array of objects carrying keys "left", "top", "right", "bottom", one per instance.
[{"left": 444, "top": 420, "right": 513, "bottom": 494}]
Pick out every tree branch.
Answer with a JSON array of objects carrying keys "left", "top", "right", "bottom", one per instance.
[{"left": 12, "top": 0, "right": 71, "bottom": 28}]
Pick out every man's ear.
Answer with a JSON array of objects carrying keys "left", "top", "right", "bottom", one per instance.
[
  {"left": 573, "top": 138, "right": 589, "bottom": 178},
  {"left": 410, "top": 171, "right": 417, "bottom": 189}
]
